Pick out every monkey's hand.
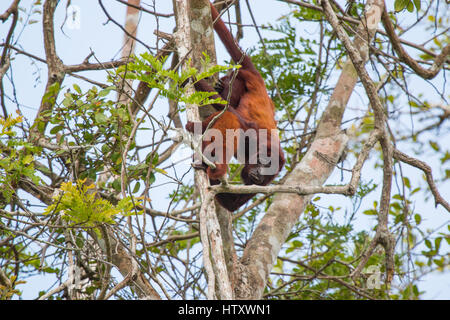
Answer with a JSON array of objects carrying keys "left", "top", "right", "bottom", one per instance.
[
  {"left": 214, "top": 78, "right": 225, "bottom": 94},
  {"left": 192, "top": 161, "right": 207, "bottom": 171}
]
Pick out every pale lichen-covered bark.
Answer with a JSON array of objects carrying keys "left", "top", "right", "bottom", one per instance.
[
  {"left": 316, "top": 0, "right": 383, "bottom": 138},
  {"left": 173, "top": 0, "right": 233, "bottom": 300},
  {"left": 117, "top": 0, "right": 141, "bottom": 106}
]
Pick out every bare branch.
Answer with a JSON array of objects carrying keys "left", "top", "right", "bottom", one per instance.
[
  {"left": 0, "top": 0, "right": 20, "bottom": 117},
  {"left": 381, "top": 4, "right": 450, "bottom": 79},
  {"left": 115, "top": 0, "right": 174, "bottom": 17},
  {"left": 64, "top": 58, "right": 131, "bottom": 73},
  {"left": 393, "top": 149, "right": 450, "bottom": 213}
]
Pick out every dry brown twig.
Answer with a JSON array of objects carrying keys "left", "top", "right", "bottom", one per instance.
[{"left": 380, "top": 5, "right": 450, "bottom": 80}]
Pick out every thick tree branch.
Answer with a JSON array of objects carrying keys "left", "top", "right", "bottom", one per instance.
[
  {"left": 316, "top": 0, "right": 383, "bottom": 137},
  {"left": 117, "top": 0, "right": 141, "bottom": 107},
  {"left": 173, "top": 0, "right": 232, "bottom": 300}
]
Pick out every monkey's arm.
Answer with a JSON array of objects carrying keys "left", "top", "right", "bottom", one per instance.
[{"left": 209, "top": 2, "right": 257, "bottom": 73}]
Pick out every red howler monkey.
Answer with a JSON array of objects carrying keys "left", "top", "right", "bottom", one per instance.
[{"left": 185, "top": 2, "right": 285, "bottom": 212}]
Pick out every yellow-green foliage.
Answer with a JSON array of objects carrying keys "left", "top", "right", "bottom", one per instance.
[
  {"left": 0, "top": 114, "right": 23, "bottom": 136},
  {"left": 0, "top": 275, "right": 26, "bottom": 300},
  {"left": 45, "top": 179, "right": 140, "bottom": 229},
  {"left": 0, "top": 114, "right": 41, "bottom": 203}
]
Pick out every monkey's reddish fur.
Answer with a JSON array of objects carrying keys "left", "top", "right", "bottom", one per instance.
[{"left": 186, "top": 2, "right": 285, "bottom": 212}]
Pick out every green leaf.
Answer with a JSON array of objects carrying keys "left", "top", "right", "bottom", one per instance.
[
  {"left": 98, "top": 88, "right": 111, "bottom": 97},
  {"left": 132, "top": 181, "right": 141, "bottom": 194},
  {"left": 429, "top": 141, "right": 439, "bottom": 151},
  {"left": 414, "top": 214, "right": 421, "bottom": 225},
  {"left": 148, "top": 172, "right": 156, "bottom": 186},
  {"left": 112, "top": 179, "right": 121, "bottom": 192},
  {"left": 363, "top": 209, "right": 378, "bottom": 216},
  {"left": 413, "top": 0, "right": 421, "bottom": 11},
  {"left": 22, "top": 154, "right": 34, "bottom": 165},
  {"left": 393, "top": 194, "right": 403, "bottom": 200},
  {"left": 403, "top": 177, "right": 411, "bottom": 189},
  {"left": 433, "top": 258, "right": 444, "bottom": 268},
  {"left": 412, "top": 285, "right": 419, "bottom": 296},
  {"left": 394, "top": 0, "right": 410, "bottom": 12},
  {"left": 292, "top": 240, "right": 303, "bottom": 248},
  {"left": 95, "top": 113, "right": 108, "bottom": 124},
  {"left": 73, "top": 84, "right": 82, "bottom": 94},
  {"left": 434, "top": 237, "right": 442, "bottom": 252},
  {"left": 440, "top": 151, "right": 450, "bottom": 164},
  {"left": 50, "top": 125, "right": 64, "bottom": 135},
  {"left": 406, "top": 1, "right": 414, "bottom": 12},
  {"left": 62, "top": 97, "right": 72, "bottom": 107}
]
